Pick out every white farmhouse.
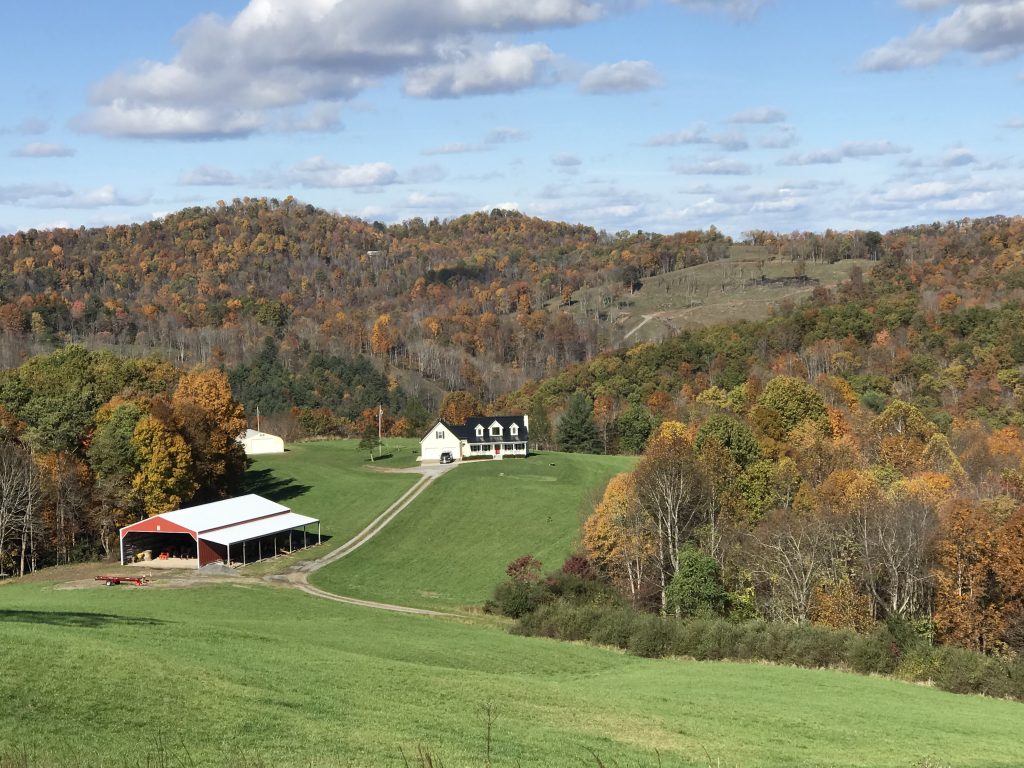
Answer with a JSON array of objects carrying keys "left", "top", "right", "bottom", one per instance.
[{"left": 419, "top": 415, "right": 529, "bottom": 463}]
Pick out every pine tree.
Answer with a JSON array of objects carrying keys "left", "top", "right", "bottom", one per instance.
[{"left": 556, "top": 393, "right": 601, "bottom": 454}]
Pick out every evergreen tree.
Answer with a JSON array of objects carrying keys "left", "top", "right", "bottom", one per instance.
[{"left": 556, "top": 393, "right": 601, "bottom": 454}]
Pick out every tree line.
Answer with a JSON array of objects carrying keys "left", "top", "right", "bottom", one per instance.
[{"left": 0, "top": 347, "right": 246, "bottom": 575}]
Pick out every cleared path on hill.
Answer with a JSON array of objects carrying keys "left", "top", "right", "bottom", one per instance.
[
  {"left": 265, "top": 462, "right": 456, "bottom": 616},
  {"left": 622, "top": 313, "right": 657, "bottom": 340}
]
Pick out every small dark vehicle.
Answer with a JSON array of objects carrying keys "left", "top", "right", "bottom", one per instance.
[{"left": 439, "top": 451, "right": 455, "bottom": 464}]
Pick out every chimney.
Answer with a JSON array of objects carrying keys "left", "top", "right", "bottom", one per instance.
[{"left": 523, "top": 413, "right": 529, "bottom": 429}]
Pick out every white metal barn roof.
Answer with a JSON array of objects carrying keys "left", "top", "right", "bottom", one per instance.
[
  {"left": 159, "top": 494, "right": 290, "bottom": 534},
  {"left": 118, "top": 493, "right": 321, "bottom": 568},
  {"left": 200, "top": 512, "right": 319, "bottom": 546}
]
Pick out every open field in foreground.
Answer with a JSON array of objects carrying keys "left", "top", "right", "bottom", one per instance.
[
  {"left": 3, "top": 580, "right": 1024, "bottom": 768},
  {"left": 310, "top": 452, "right": 636, "bottom": 610}
]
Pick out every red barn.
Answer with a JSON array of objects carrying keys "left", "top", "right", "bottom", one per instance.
[{"left": 119, "top": 494, "right": 320, "bottom": 569}]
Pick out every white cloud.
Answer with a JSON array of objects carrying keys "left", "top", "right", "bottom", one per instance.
[
  {"left": 78, "top": 0, "right": 606, "bottom": 138},
  {"left": 647, "top": 124, "right": 748, "bottom": 150},
  {"left": 578, "top": 60, "right": 660, "bottom": 94},
  {"left": 729, "top": 106, "right": 787, "bottom": 123},
  {"left": 403, "top": 43, "right": 558, "bottom": 98},
  {"left": 422, "top": 142, "right": 491, "bottom": 155},
  {"left": 672, "top": 157, "right": 754, "bottom": 175},
  {"left": 942, "top": 146, "right": 978, "bottom": 166},
  {"left": 669, "top": 0, "right": 769, "bottom": 19},
  {"left": 759, "top": 126, "right": 798, "bottom": 148},
  {"left": 485, "top": 127, "right": 528, "bottom": 143},
  {"left": 289, "top": 157, "right": 399, "bottom": 188},
  {"left": 862, "top": 1, "right": 1024, "bottom": 71},
  {"left": 178, "top": 166, "right": 245, "bottom": 186},
  {"left": 782, "top": 140, "right": 910, "bottom": 165},
  {"left": 551, "top": 153, "right": 582, "bottom": 166},
  {"left": 0, "top": 182, "right": 149, "bottom": 208},
  {"left": 11, "top": 143, "right": 75, "bottom": 158}
]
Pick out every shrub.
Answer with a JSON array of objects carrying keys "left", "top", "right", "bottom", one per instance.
[
  {"left": 627, "top": 615, "right": 674, "bottom": 658},
  {"left": 491, "top": 579, "right": 549, "bottom": 619},
  {"left": 587, "top": 606, "right": 638, "bottom": 649},
  {"left": 664, "top": 545, "right": 727, "bottom": 619},
  {"left": 847, "top": 628, "right": 899, "bottom": 675}
]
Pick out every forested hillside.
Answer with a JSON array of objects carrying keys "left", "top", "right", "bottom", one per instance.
[
  {"left": 488, "top": 214, "right": 1024, "bottom": 656},
  {"left": 0, "top": 198, "right": 735, "bottom": 409}
]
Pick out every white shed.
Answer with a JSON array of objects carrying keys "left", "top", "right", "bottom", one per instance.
[{"left": 241, "top": 429, "right": 285, "bottom": 455}]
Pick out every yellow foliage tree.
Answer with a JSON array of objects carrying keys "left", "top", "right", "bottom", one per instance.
[
  {"left": 131, "top": 416, "right": 196, "bottom": 516},
  {"left": 583, "top": 473, "right": 654, "bottom": 603}
]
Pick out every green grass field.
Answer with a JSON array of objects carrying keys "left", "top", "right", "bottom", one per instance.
[
  {"left": 241, "top": 439, "right": 421, "bottom": 571},
  {"left": 2, "top": 580, "right": 1023, "bottom": 767},
  {"left": 309, "top": 452, "right": 636, "bottom": 610},
  {"left": 2, "top": 443, "right": 1023, "bottom": 767}
]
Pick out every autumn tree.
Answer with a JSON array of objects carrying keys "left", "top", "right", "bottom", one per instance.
[
  {"left": 933, "top": 503, "right": 1003, "bottom": 652},
  {"left": 754, "top": 375, "right": 829, "bottom": 439},
  {"left": 583, "top": 473, "right": 654, "bottom": 604},
  {"left": 172, "top": 367, "right": 247, "bottom": 501},
  {"left": 131, "top": 415, "right": 196, "bottom": 516},
  {"left": 439, "top": 391, "right": 483, "bottom": 425}
]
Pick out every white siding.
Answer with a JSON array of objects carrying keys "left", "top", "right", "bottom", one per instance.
[
  {"left": 241, "top": 429, "right": 285, "bottom": 455},
  {"left": 419, "top": 421, "right": 463, "bottom": 462}
]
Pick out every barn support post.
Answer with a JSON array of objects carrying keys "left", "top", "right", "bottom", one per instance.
[
  {"left": 119, "top": 534, "right": 124, "bottom": 566},
  {"left": 303, "top": 527, "right": 307, "bottom": 550},
  {"left": 243, "top": 541, "right": 246, "bottom": 566},
  {"left": 317, "top": 522, "right": 321, "bottom": 545},
  {"left": 227, "top": 542, "right": 231, "bottom": 567},
  {"left": 258, "top": 539, "right": 262, "bottom": 562}
]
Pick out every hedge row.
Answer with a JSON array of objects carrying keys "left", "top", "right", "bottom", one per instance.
[{"left": 512, "top": 600, "right": 1024, "bottom": 701}]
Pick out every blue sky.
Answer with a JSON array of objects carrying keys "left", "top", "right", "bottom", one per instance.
[{"left": 2, "top": 0, "right": 1023, "bottom": 236}]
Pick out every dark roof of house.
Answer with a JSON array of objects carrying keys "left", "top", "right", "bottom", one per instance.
[
  {"left": 458, "top": 415, "right": 528, "bottom": 443},
  {"left": 421, "top": 415, "right": 528, "bottom": 443}
]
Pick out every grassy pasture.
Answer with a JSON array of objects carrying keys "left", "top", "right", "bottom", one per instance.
[
  {"left": 309, "top": 451, "right": 636, "bottom": 610},
  {"left": 3, "top": 443, "right": 1024, "bottom": 767},
  {"left": 240, "top": 438, "right": 421, "bottom": 571},
  {"left": 3, "top": 580, "right": 1024, "bottom": 767}
]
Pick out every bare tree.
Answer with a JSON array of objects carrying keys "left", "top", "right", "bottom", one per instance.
[
  {"left": 858, "top": 494, "right": 937, "bottom": 619},
  {"left": 633, "top": 428, "right": 707, "bottom": 611},
  {"left": 749, "top": 511, "right": 827, "bottom": 623},
  {"left": 0, "top": 443, "right": 35, "bottom": 576}
]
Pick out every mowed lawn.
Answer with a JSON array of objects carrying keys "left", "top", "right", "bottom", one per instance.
[
  {"left": 243, "top": 439, "right": 421, "bottom": 566},
  {"left": 2, "top": 581, "right": 1023, "bottom": 768},
  {"left": 311, "top": 452, "right": 636, "bottom": 610}
]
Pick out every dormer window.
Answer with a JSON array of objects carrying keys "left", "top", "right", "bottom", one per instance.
[
  {"left": 510, "top": 424, "right": 519, "bottom": 436},
  {"left": 476, "top": 425, "right": 484, "bottom": 438},
  {"left": 490, "top": 425, "right": 502, "bottom": 437}
]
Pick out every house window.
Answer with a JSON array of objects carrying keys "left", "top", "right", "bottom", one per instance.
[
  {"left": 490, "top": 425, "right": 502, "bottom": 437},
  {"left": 471, "top": 445, "right": 481, "bottom": 452},
  {"left": 510, "top": 424, "right": 519, "bottom": 436},
  {"left": 504, "top": 443, "right": 514, "bottom": 450},
  {"left": 515, "top": 443, "right": 525, "bottom": 450},
  {"left": 475, "top": 425, "right": 484, "bottom": 438},
  {"left": 436, "top": 430, "right": 444, "bottom": 439}
]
